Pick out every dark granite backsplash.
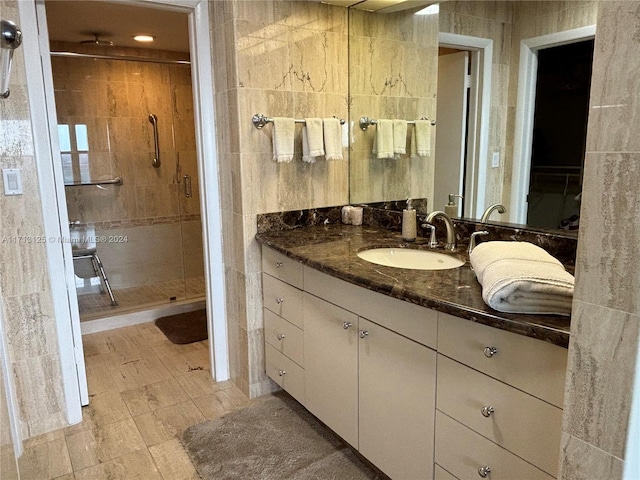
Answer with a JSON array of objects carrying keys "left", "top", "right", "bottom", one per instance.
[{"left": 257, "top": 204, "right": 578, "bottom": 266}]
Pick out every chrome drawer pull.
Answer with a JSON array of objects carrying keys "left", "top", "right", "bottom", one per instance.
[
  {"left": 481, "top": 406, "right": 495, "bottom": 417},
  {"left": 278, "top": 370, "right": 286, "bottom": 377},
  {"left": 343, "top": 321, "right": 353, "bottom": 329},
  {"left": 275, "top": 297, "right": 284, "bottom": 304},
  {"left": 483, "top": 346, "right": 498, "bottom": 357},
  {"left": 277, "top": 333, "right": 285, "bottom": 341},
  {"left": 275, "top": 261, "right": 283, "bottom": 268},
  {"left": 478, "top": 466, "right": 491, "bottom": 478},
  {"left": 359, "top": 330, "right": 369, "bottom": 338}
]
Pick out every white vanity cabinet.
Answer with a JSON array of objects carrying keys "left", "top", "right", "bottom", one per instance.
[
  {"left": 435, "top": 313, "right": 567, "bottom": 479},
  {"left": 260, "top": 245, "right": 568, "bottom": 480}
]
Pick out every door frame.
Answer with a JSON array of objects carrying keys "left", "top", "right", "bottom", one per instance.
[
  {"left": 19, "top": 0, "right": 229, "bottom": 423},
  {"left": 438, "top": 32, "right": 493, "bottom": 219},
  {"left": 510, "top": 25, "right": 596, "bottom": 224}
]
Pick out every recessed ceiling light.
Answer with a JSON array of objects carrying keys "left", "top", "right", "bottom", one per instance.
[{"left": 133, "top": 35, "right": 155, "bottom": 43}]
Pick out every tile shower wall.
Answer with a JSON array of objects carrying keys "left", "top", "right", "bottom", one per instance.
[
  {"left": 560, "top": 1, "right": 640, "bottom": 477},
  {"left": 211, "top": 0, "right": 349, "bottom": 397},
  {"left": 50, "top": 42, "right": 204, "bottom": 291},
  {"left": 0, "top": 1, "right": 68, "bottom": 438},
  {"left": 349, "top": 7, "right": 439, "bottom": 205}
]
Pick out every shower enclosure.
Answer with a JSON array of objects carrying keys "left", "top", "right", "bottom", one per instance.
[{"left": 50, "top": 41, "right": 206, "bottom": 321}]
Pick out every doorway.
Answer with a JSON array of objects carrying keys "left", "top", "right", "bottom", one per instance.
[
  {"left": 526, "top": 40, "right": 594, "bottom": 230},
  {"left": 22, "top": 0, "right": 228, "bottom": 415}
]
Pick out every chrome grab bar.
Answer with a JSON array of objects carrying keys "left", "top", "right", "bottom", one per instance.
[
  {"left": 148, "top": 114, "right": 160, "bottom": 168},
  {"left": 64, "top": 177, "right": 123, "bottom": 187},
  {"left": 184, "top": 174, "right": 192, "bottom": 198}
]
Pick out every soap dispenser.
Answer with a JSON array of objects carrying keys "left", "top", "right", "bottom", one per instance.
[
  {"left": 445, "top": 194, "right": 463, "bottom": 218},
  {"left": 402, "top": 199, "right": 417, "bottom": 242}
]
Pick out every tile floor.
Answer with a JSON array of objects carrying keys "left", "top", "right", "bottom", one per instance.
[
  {"left": 18, "top": 321, "right": 250, "bottom": 479},
  {"left": 77, "top": 276, "right": 206, "bottom": 321}
]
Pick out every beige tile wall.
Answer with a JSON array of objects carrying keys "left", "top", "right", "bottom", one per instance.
[
  {"left": 560, "top": 1, "right": 640, "bottom": 477},
  {"left": 51, "top": 42, "right": 204, "bottom": 289},
  {"left": 0, "top": 315, "right": 20, "bottom": 480},
  {"left": 0, "top": 1, "right": 68, "bottom": 439},
  {"left": 212, "top": 0, "right": 350, "bottom": 397},
  {"left": 349, "top": 7, "right": 439, "bottom": 205}
]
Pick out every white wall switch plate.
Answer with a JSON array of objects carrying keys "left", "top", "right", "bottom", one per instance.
[
  {"left": 2, "top": 168, "right": 23, "bottom": 195},
  {"left": 492, "top": 152, "right": 500, "bottom": 168}
]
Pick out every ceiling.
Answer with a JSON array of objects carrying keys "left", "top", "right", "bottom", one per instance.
[
  {"left": 322, "top": 0, "right": 433, "bottom": 13},
  {"left": 44, "top": 0, "right": 190, "bottom": 53}
]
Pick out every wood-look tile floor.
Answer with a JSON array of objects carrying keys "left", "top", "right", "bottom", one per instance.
[{"left": 18, "top": 321, "right": 250, "bottom": 480}]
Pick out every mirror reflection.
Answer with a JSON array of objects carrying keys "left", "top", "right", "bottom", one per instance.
[{"left": 348, "top": 0, "right": 598, "bottom": 234}]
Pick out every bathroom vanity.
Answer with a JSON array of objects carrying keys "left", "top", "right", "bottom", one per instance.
[{"left": 257, "top": 224, "right": 570, "bottom": 480}]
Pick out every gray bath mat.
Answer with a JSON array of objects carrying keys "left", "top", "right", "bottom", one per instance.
[
  {"left": 155, "top": 309, "right": 207, "bottom": 344},
  {"left": 181, "top": 391, "right": 383, "bottom": 479}
]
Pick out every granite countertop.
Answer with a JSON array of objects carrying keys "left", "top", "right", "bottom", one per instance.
[{"left": 256, "top": 223, "right": 571, "bottom": 348}]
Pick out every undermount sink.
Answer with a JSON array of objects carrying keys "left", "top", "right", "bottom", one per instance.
[{"left": 357, "top": 248, "right": 464, "bottom": 270}]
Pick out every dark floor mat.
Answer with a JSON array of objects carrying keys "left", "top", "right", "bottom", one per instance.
[{"left": 155, "top": 309, "right": 208, "bottom": 344}]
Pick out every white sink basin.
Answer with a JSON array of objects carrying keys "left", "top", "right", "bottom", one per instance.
[{"left": 357, "top": 248, "right": 464, "bottom": 270}]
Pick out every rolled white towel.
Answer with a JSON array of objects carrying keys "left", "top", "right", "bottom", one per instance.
[
  {"left": 272, "top": 117, "right": 295, "bottom": 163},
  {"left": 393, "top": 119, "right": 408, "bottom": 156},
  {"left": 470, "top": 241, "right": 574, "bottom": 315},
  {"left": 323, "top": 117, "right": 343, "bottom": 161},
  {"left": 302, "top": 118, "right": 324, "bottom": 163}
]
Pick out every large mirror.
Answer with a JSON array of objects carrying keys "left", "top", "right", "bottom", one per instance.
[{"left": 347, "top": 0, "right": 597, "bottom": 234}]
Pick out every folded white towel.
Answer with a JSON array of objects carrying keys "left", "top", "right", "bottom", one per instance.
[
  {"left": 412, "top": 119, "right": 431, "bottom": 157},
  {"left": 323, "top": 117, "right": 343, "bottom": 161},
  {"left": 272, "top": 117, "right": 295, "bottom": 163},
  {"left": 393, "top": 120, "right": 408, "bottom": 156},
  {"left": 302, "top": 118, "right": 324, "bottom": 163},
  {"left": 373, "top": 119, "right": 394, "bottom": 159},
  {"left": 469, "top": 241, "right": 574, "bottom": 315}
]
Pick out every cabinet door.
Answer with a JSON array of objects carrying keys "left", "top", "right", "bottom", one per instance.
[
  {"left": 359, "top": 318, "right": 436, "bottom": 480},
  {"left": 303, "top": 293, "right": 359, "bottom": 447}
]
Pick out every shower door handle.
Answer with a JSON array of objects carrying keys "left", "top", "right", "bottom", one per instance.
[
  {"left": 148, "top": 114, "right": 160, "bottom": 168},
  {"left": 184, "top": 174, "right": 192, "bottom": 198}
]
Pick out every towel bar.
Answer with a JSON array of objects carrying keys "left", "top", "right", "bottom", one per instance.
[
  {"left": 359, "top": 116, "right": 436, "bottom": 131},
  {"left": 252, "top": 114, "right": 345, "bottom": 130},
  {"left": 64, "top": 177, "right": 123, "bottom": 187}
]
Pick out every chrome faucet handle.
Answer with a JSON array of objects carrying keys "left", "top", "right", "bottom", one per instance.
[
  {"left": 468, "top": 230, "right": 489, "bottom": 255},
  {"left": 421, "top": 224, "right": 438, "bottom": 248}
]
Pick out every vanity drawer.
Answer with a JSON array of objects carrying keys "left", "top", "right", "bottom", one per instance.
[
  {"left": 265, "top": 343, "right": 305, "bottom": 404},
  {"left": 262, "top": 274, "right": 304, "bottom": 329},
  {"left": 435, "top": 411, "right": 554, "bottom": 480},
  {"left": 437, "top": 313, "right": 567, "bottom": 408},
  {"left": 303, "top": 266, "right": 438, "bottom": 349},
  {"left": 435, "top": 465, "right": 458, "bottom": 480},
  {"left": 264, "top": 308, "right": 304, "bottom": 367},
  {"left": 262, "top": 247, "right": 303, "bottom": 289},
  {"left": 437, "top": 355, "right": 562, "bottom": 476}
]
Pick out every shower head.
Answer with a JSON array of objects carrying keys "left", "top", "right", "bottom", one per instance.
[{"left": 80, "top": 33, "right": 114, "bottom": 47}]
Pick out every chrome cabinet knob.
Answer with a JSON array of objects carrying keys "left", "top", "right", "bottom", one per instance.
[
  {"left": 276, "top": 333, "right": 285, "bottom": 341},
  {"left": 483, "top": 346, "right": 498, "bottom": 357},
  {"left": 343, "top": 321, "right": 353, "bottom": 329},
  {"left": 359, "top": 330, "right": 369, "bottom": 338},
  {"left": 278, "top": 370, "right": 286, "bottom": 377},
  {"left": 275, "top": 262, "right": 283, "bottom": 268},
  {"left": 275, "top": 297, "right": 284, "bottom": 304},
  {"left": 478, "top": 466, "right": 491, "bottom": 478},
  {"left": 481, "top": 406, "right": 495, "bottom": 417}
]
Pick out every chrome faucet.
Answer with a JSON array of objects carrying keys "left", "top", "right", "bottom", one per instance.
[
  {"left": 423, "top": 211, "right": 457, "bottom": 251},
  {"left": 480, "top": 204, "right": 506, "bottom": 223}
]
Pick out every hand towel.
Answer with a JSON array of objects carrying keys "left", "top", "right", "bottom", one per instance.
[
  {"left": 412, "top": 119, "right": 431, "bottom": 157},
  {"left": 302, "top": 118, "right": 324, "bottom": 163},
  {"left": 323, "top": 117, "right": 343, "bottom": 161},
  {"left": 272, "top": 117, "right": 295, "bottom": 163},
  {"left": 373, "top": 119, "right": 394, "bottom": 159},
  {"left": 469, "top": 241, "right": 574, "bottom": 315},
  {"left": 393, "top": 120, "right": 408, "bottom": 156}
]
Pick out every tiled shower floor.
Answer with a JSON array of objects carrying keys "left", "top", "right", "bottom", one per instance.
[{"left": 77, "top": 276, "right": 206, "bottom": 321}]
